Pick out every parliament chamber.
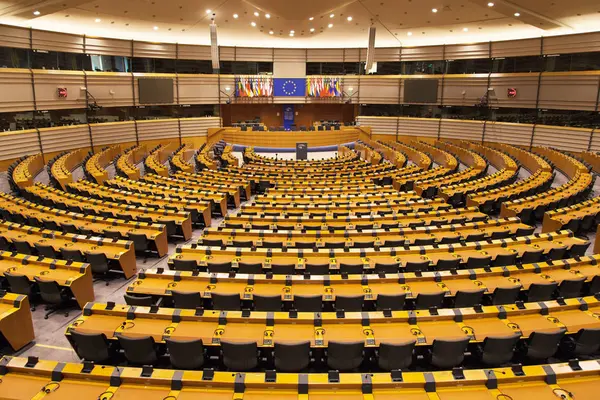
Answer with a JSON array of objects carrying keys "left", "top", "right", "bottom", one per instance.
[{"left": 2, "top": 1, "right": 600, "bottom": 398}]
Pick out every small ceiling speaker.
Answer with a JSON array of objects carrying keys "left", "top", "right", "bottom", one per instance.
[
  {"left": 210, "top": 17, "right": 220, "bottom": 70},
  {"left": 365, "top": 26, "right": 376, "bottom": 73}
]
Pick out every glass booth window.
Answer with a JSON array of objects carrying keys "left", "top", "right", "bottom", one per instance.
[
  {"left": 0, "top": 47, "right": 30, "bottom": 68},
  {"left": 89, "top": 55, "right": 130, "bottom": 72}
]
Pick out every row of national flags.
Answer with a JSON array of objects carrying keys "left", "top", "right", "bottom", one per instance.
[
  {"left": 234, "top": 76, "right": 343, "bottom": 98},
  {"left": 235, "top": 76, "right": 274, "bottom": 97}
]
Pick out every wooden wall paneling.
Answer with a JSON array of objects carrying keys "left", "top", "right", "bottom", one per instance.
[
  {"left": 177, "top": 44, "right": 212, "bottom": 60},
  {"left": 374, "top": 47, "right": 401, "bottom": 62},
  {"left": 491, "top": 38, "right": 542, "bottom": 58},
  {"left": 358, "top": 76, "right": 401, "bottom": 104},
  {"left": 90, "top": 121, "right": 137, "bottom": 149},
  {"left": 220, "top": 129, "right": 359, "bottom": 147},
  {"left": 226, "top": 104, "right": 282, "bottom": 127},
  {"left": 234, "top": 47, "right": 273, "bottom": 62},
  {"left": 306, "top": 49, "right": 345, "bottom": 62},
  {"left": 85, "top": 37, "right": 132, "bottom": 57},
  {"left": 294, "top": 104, "right": 355, "bottom": 126},
  {"left": 273, "top": 48, "right": 305, "bottom": 63},
  {"left": 85, "top": 72, "right": 135, "bottom": 107},
  {"left": 177, "top": 74, "right": 220, "bottom": 105},
  {"left": 484, "top": 121, "right": 534, "bottom": 147},
  {"left": 343, "top": 48, "right": 363, "bottom": 62},
  {"left": 442, "top": 74, "right": 489, "bottom": 106},
  {"left": 39, "top": 125, "right": 91, "bottom": 155},
  {"left": 398, "top": 117, "right": 439, "bottom": 138},
  {"left": 543, "top": 32, "right": 600, "bottom": 55},
  {"left": 532, "top": 125, "right": 592, "bottom": 152},
  {"left": 440, "top": 119, "right": 484, "bottom": 141},
  {"left": 488, "top": 73, "right": 539, "bottom": 108},
  {"left": 0, "top": 69, "right": 35, "bottom": 112},
  {"left": 31, "top": 30, "right": 84, "bottom": 53},
  {"left": 136, "top": 119, "right": 180, "bottom": 142},
  {"left": 343, "top": 76, "right": 360, "bottom": 104},
  {"left": 0, "top": 130, "right": 41, "bottom": 164},
  {"left": 0, "top": 24, "right": 30, "bottom": 49},
  {"left": 401, "top": 45, "right": 444, "bottom": 61},
  {"left": 219, "top": 75, "right": 235, "bottom": 104},
  {"left": 538, "top": 72, "right": 600, "bottom": 111},
  {"left": 219, "top": 47, "right": 236, "bottom": 61},
  {"left": 444, "top": 43, "right": 490, "bottom": 60},
  {"left": 590, "top": 129, "right": 600, "bottom": 152},
  {"left": 32, "top": 70, "right": 86, "bottom": 110},
  {"left": 132, "top": 73, "right": 177, "bottom": 105},
  {"left": 132, "top": 42, "right": 177, "bottom": 59},
  {"left": 356, "top": 116, "right": 398, "bottom": 136},
  {"left": 179, "top": 117, "right": 222, "bottom": 148}
]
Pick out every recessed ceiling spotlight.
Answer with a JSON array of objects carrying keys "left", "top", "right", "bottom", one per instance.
[
  {"left": 463, "top": 27, "right": 468, "bottom": 31},
  {"left": 514, "top": 12, "right": 521, "bottom": 16},
  {"left": 233, "top": 13, "right": 238, "bottom": 18},
  {"left": 328, "top": 23, "right": 333, "bottom": 28},
  {"left": 309, "top": 17, "right": 314, "bottom": 20},
  {"left": 407, "top": 31, "right": 413, "bottom": 36},
  {"left": 310, "top": 28, "right": 315, "bottom": 32},
  {"left": 289, "top": 33, "right": 294, "bottom": 36},
  {"left": 487, "top": 2, "right": 494, "bottom": 6},
  {"left": 269, "top": 30, "right": 274, "bottom": 34},
  {"left": 254, "top": 11, "right": 259, "bottom": 16},
  {"left": 330, "top": 13, "right": 335, "bottom": 18},
  {"left": 95, "top": 18, "right": 101, "bottom": 22},
  {"left": 432, "top": 8, "right": 438, "bottom": 13},
  {"left": 206, "top": 9, "right": 211, "bottom": 14},
  {"left": 153, "top": 26, "right": 158, "bottom": 30},
  {"left": 265, "top": 13, "right": 270, "bottom": 18},
  {"left": 251, "top": 21, "right": 256, "bottom": 26},
  {"left": 290, "top": 30, "right": 295, "bottom": 33},
  {"left": 347, "top": 16, "right": 353, "bottom": 21},
  {"left": 33, "top": 10, "right": 40, "bottom": 16}
]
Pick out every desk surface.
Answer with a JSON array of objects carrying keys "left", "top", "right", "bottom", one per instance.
[{"left": 0, "top": 292, "right": 34, "bottom": 351}]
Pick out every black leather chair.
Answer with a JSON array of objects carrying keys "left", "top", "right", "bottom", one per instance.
[
  {"left": 274, "top": 341, "right": 311, "bottom": 372},
  {"left": 476, "top": 334, "right": 520, "bottom": 366},
  {"left": 86, "top": 252, "right": 111, "bottom": 285},
  {"left": 5, "top": 272, "right": 37, "bottom": 310},
  {"left": 221, "top": 340, "right": 258, "bottom": 370},
  {"left": 404, "top": 261, "right": 429, "bottom": 273},
  {"left": 172, "top": 290, "right": 203, "bottom": 309},
  {"left": 492, "top": 286, "right": 521, "bottom": 305},
  {"left": 374, "top": 263, "right": 400, "bottom": 274},
  {"left": 69, "top": 329, "right": 114, "bottom": 363},
  {"left": 166, "top": 338, "right": 205, "bottom": 369},
  {"left": 201, "top": 238, "right": 223, "bottom": 247},
  {"left": 520, "top": 330, "right": 565, "bottom": 362},
  {"left": 306, "top": 264, "right": 329, "bottom": 275},
  {"left": 173, "top": 259, "right": 199, "bottom": 272},
  {"left": 414, "top": 292, "right": 445, "bottom": 310},
  {"left": 118, "top": 335, "right": 159, "bottom": 366},
  {"left": 327, "top": 341, "right": 364, "bottom": 371},
  {"left": 124, "top": 293, "right": 155, "bottom": 306},
  {"left": 454, "top": 289, "right": 485, "bottom": 308},
  {"left": 339, "top": 263, "right": 363, "bottom": 275},
  {"left": 466, "top": 255, "right": 492, "bottom": 269},
  {"left": 34, "top": 243, "right": 60, "bottom": 259},
  {"left": 492, "top": 253, "right": 518, "bottom": 267},
  {"left": 211, "top": 293, "right": 241, "bottom": 310},
  {"left": 12, "top": 239, "right": 33, "bottom": 255},
  {"left": 294, "top": 295, "right": 322, "bottom": 312},
  {"left": 34, "top": 277, "right": 72, "bottom": 319},
  {"left": 271, "top": 264, "right": 296, "bottom": 275},
  {"left": 60, "top": 248, "right": 85, "bottom": 262},
  {"left": 559, "top": 328, "right": 600, "bottom": 357},
  {"left": 377, "top": 340, "right": 416, "bottom": 371},
  {"left": 376, "top": 294, "right": 406, "bottom": 311},
  {"left": 521, "top": 249, "right": 544, "bottom": 264},
  {"left": 429, "top": 338, "right": 470, "bottom": 369},
  {"left": 335, "top": 295, "right": 363, "bottom": 312},
  {"left": 558, "top": 278, "right": 585, "bottom": 299},
  {"left": 207, "top": 261, "right": 232, "bottom": 273},
  {"left": 128, "top": 233, "right": 152, "bottom": 261},
  {"left": 238, "top": 262, "right": 263, "bottom": 274},
  {"left": 254, "top": 294, "right": 282, "bottom": 311},
  {"left": 526, "top": 282, "right": 558, "bottom": 302}
]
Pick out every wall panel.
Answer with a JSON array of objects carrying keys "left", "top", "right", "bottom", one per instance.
[
  {"left": 307, "top": 49, "right": 345, "bottom": 62},
  {"left": 344, "top": 48, "right": 363, "bottom": 62},
  {"left": 440, "top": 119, "right": 483, "bottom": 141},
  {"left": 90, "top": 121, "right": 137, "bottom": 147},
  {"left": 543, "top": 32, "right": 600, "bottom": 55},
  {"left": 39, "top": 125, "right": 91, "bottom": 153},
  {"left": 273, "top": 48, "right": 306, "bottom": 62},
  {"left": 489, "top": 73, "right": 538, "bottom": 108},
  {"left": 442, "top": 75, "right": 488, "bottom": 106},
  {"left": 235, "top": 47, "right": 273, "bottom": 62},
  {"left": 178, "top": 44, "right": 212, "bottom": 60},
  {"left": 178, "top": 74, "right": 220, "bottom": 104},
  {"left": 491, "top": 38, "right": 541, "bottom": 58},
  {"left": 398, "top": 117, "right": 439, "bottom": 138},
  {"left": 219, "top": 47, "right": 236, "bottom": 61},
  {"left": 133, "top": 42, "right": 177, "bottom": 59},
  {"left": 0, "top": 130, "right": 40, "bottom": 161},
  {"left": 179, "top": 117, "right": 222, "bottom": 138},
  {"left": 590, "top": 130, "right": 600, "bottom": 153},
  {"left": 86, "top": 72, "right": 134, "bottom": 107},
  {"left": 0, "top": 69, "right": 35, "bottom": 112},
  {"left": 484, "top": 121, "right": 533, "bottom": 147},
  {"left": 33, "top": 70, "right": 86, "bottom": 110},
  {"left": 445, "top": 43, "right": 489, "bottom": 60},
  {"left": 31, "top": 30, "right": 84, "bottom": 53},
  {"left": 356, "top": 116, "right": 397, "bottom": 136},
  {"left": 136, "top": 119, "right": 179, "bottom": 142},
  {"left": 359, "top": 77, "right": 400, "bottom": 104},
  {"left": 401, "top": 45, "right": 444, "bottom": 61},
  {"left": 538, "top": 72, "right": 600, "bottom": 111},
  {"left": 532, "top": 125, "right": 591, "bottom": 152},
  {"left": 374, "top": 47, "right": 401, "bottom": 62},
  {"left": 85, "top": 37, "right": 132, "bottom": 57},
  {"left": 0, "top": 24, "right": 30, "bottom": 49},
  {"left": 343, "top": 76, "right": 360, "bottom": 104}
]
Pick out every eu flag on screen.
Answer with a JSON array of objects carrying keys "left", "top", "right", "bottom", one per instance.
[{"left": 274, "top": 78, "right": 306, "bottom": 96}]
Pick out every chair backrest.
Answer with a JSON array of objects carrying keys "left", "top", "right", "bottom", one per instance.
[
  {"left": 327, "top": 341, "right": 364, "bottom": 371},
  {"left": 558, "top": 278, "right": 585, "bottom": 298},
  {"left": 415, "top": 292, "right": 445, "bottom": 310},
  {"left": 335, "top": 295, "right": 363, "bottom": 312},
  {"left": 0, "top": 236, "right": 10, "bottom": 251},
  {"left": 378, "top": 340, "right": 416, "bottom": 371},
  {"left": 118, "top": 335, "right": 158, "bottom": 365},
  {"left": 271, "top": 264, "right": 295, "bottom": 275},
  {"left": 527, "top": 282, "right": 558, "bottom": 302},
  {"left": 60, "top": 248, "right": 85, "bottom": 262},
  {"left": 376, "top": 294, "right": 406, "bottom": 311},
  {"left": 434, "top": 258, "right": 461, "bottom": 270},
  {"left": 85, "top": 252, "right": 110, "bottom": 274},
  {"left": 233, "top": 240, "right": 253, "bottom": 248},
  {"left": 34, "top": 243, "right": 58, "bottom": 259},
  {"left": 172, "top": 290, "right": 203, "bottom": 309},
  {"left": 173, "top": 259, "right": 198, "bottom": 271},
  {"left": 525, "top": 330, "right": 565, "bottom": 361},
  {"left": 571, "top": 328, "right": 600, "bottom": 356},
  {"left": 521, "top": 249, "right": 544, "bottom": 264},
  {"left": 70, "top": 329, "right": 112, "bottom": 363},
  {"left": 128, "top": 233, "right": 149, "bottom": 251},
  {"left": 212, "top": 292, "right": 241, "bottom": 310},
  {"left": 454, "top": 289, "right": 485, "bottom": 308},
  {"left": 202, "top": 238, "right": 223, "bottom": 247},
  {"left": 254, "top": 294, "right": 282, "bottom": 311},
  {"left": 165, "top": 338, "right": 204, "bottom": 369},
  {"left": 404, "top": 261, "right": 429, "bottom": 273},
  {"left": 34, "top": 277, "right": 65, "bottom": 304},
  {"left": 4, "top": 272, "right": 34, "bottom": 296},
  {"left": 13, "top": 239, "right": 32, "bottom": 255},
  {"left": 492, "top": 286, "right": 521, "bottom": 305},
  {"left": 221, "top": 340, "right": 258, "bottom": 370},
  {"left": 207, "top": 261, "right": 231, "bottom": 273},
  {"left": 480, "top": 334, "right": 520, "bottom": 366},
  {"left": 124, "top": 293, "right": 154, "bottom": 306},
  {"left": 294, "top": 295, "right": 322, "bottom": 312},
  {"left": 375, "top": 263, "right": 400, "bottom": 274},
  {"left": 431, "top": 338, "right": 470, "bottom": 368},
  {"left": 466, "top": 255, "right": 492, "bottom": 269},
  {"left": 339, "top": 263, "right": 363, "bottom": 275},
  {"left": 238, "top": 262, "right": 263, "bottom": 274},
  {"left": 492, "top": 253, "right": 517, "bottom": 267},
  {"left": 306, "top": 264, "right": 329, "bottom": 275},
  {"left": 274, "top": 341, "right": 311, "bottom": 372}
]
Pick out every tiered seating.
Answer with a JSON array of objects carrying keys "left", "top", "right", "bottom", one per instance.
[
  {"left": 49, "top": 149, "right": 87, "bottom": 190},
  {"left": 169, "top": 143, "right": 195, "bottom": 174},
  {"left": 393, "top": 141, "right": 459, "bottom": 191},
  {"left": 9, "top": 154, "right": 44, "bottom": 191},
  {"left": 0, "top": 292, "right": 34, "bottom": 351},
  {"left": 83, "top": 145, "right": 122, "bottom": 185},
  {"left": 144, "top": 143, "right": 176, "bottom": 177},
  {"left": 115, "top": 144, "right": 147, "bottom": 180},
  {"left": 580, "top": 150, "right": 600, "bottom": 173}
]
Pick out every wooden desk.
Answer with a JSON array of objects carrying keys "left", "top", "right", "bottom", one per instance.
[
  {"left": 170, "top": 230, "right": 584, "bottom": 274},
  {"left": 116, "top": 145, "right": 147, "bottom": 180},
  {"left": 175, "top": 171, "right": 252, "bottom": 200},
  {"left": 50, "top": 149, "right": 87, "bottom": 191},
  {"left": 0, "top": 192, "right": 168, "bottom": 257},
  {"left": 86, "top": 145, "right": 121, "bottom": 185},
  {"left": 0, "top": 220, "right": 136, "bottom": 279},
  {"left": 12, "top": 154, "right": 44, "bottom": 190},
  {"left": 0, "top": 251, "right": 94, "bottom": 308},
  {"left": 542, "top": 196, "right": 600, "bottom": 233},
  {"left": 0, "top": 292, "right": 34, "bottom": 351},
  {"left": 254, "top": 191, "right": 425, "bottom": 205},
  {"left": 66, "top": 296, "right": 600, "bottom": 349},
  {"left": 128, "top": 255, "right": 600, "bottom": 306}
]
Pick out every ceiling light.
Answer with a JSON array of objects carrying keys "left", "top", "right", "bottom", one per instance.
[
  {"left": 289, "top": 33, "right": 294, "bottom": 36},
  {"left": 309, "top": 17, "right": 314, "bottom": 20},
  {"left": 95, "top": 18, "right": 101, "bottom": 22},
  {"left": 225, "top": 87, "right": 231, "bottom": 91},
  {"left": 348, "top": 87, "right": 354, "bottom": 91},
  {"left": 265, "top": 13, "right": 270, "bottom": 18},
  {"left": 251, "top": 21, "right": 256, "bottom": 26},
  {"left": 310, "top": 28, "right": 315, "bottom": 32},
  {"left": 487, "top": 2, "right": 494, "bottom": 6},
  {"left": 432, "top": 8, "right": 438, "bottom": 13},
  {"left": 233, "top": 13, "right": 238, "bottom": 18},
  {"left": 33, "top": 10, "right": 40, "bottom": 16},
  {"left": 290, "top": 30, "right": 295, "bottom": 33},
  {"left": 347, "top": 16, "right": 353, "bottom": 21},
  {"left": 206, "top": 9, "right": 211, "bottom": 14},
  {"left": 153, "top": 26, "right": 158, "bottom": 30},
  {"left": 254, "top": 11, "right": 259, "bottom": 16},
  {"left": 330, "top": 14, "right": 335, "bottom": 18},
  {"left": 514, "top": 12, "right": 521, "bottom": 17},
  {"left": 407, "top": 31, "right": 413, "bottom": 36},
  {"left": 463, "top": 27, "right": 468, "bottom": 31},
  {"left": 269, "top": 30, "right": 274, "bottom": 34},
  {"left": 328, "top": 23, "right": 333, "bottom": 28}
]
